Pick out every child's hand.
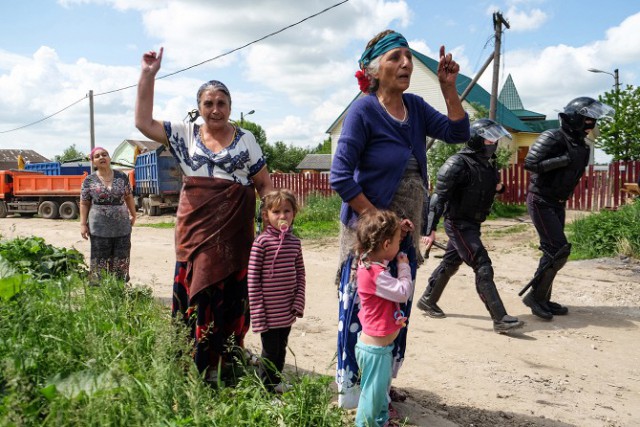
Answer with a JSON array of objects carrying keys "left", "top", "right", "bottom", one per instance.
[
  {"left": 396, "top": 251, "right": 409, "bottom": 264},
  {"left": 292, "top": 309, "right": 303, "bottom": 318}
]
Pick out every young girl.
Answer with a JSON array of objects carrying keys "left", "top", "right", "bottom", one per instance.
[
  {"left": 247, "top": 189, "right": 306, "bottom": 392},
  {"left": 354, "top": 210, "right": 413, "bottom": 427}
]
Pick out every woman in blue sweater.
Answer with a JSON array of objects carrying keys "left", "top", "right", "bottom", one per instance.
[{"left": 331, "top": 29, "right": 470, "bottom": 411}]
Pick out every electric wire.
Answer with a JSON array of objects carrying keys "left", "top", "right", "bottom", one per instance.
[{"left": 0, "top": 0, "right": 350, "bottom": 133}]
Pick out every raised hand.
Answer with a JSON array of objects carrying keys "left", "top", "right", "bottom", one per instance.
[
  {"left": 437, "top": 45, "right": 460, "bottom": 87},
  {"left": 141, "top": 47, "right": 163, "bottom": 75}
]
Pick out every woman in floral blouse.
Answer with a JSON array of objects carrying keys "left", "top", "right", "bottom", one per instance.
[{"left": 80, "top": 147, "right": 137, "bottom": 283}]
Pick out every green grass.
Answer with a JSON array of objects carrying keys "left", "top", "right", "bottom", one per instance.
[
  {"left": 0, "top": 237, "right": 346, "bottom": 426},
  {"left": 568, "top": 199, "right": 640, "bottom": 260},
  {"left": 487, "top": 201, "right": 528, "bottom": 220},
  {"left": 135, "top": 221, "right": 176, "bottom": 229},
  {"left": 485, "top": 223, "right": 529, "bottom": 237},
  {"left": 293, "top": 193, "right": 341, "bottom": 240}
]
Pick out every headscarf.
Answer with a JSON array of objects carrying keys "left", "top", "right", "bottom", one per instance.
[
  {"left": 90, "top": 146, "right": 108, "bottom": 159},
  {"left": 196, "top": 80, "right": 231, "bottom": 105},
  {"left": 358, "top": 32, "right": 409, "bottom": 69},
  {"left": 355, "top": 32, "right": 409, "bottom": 92}
]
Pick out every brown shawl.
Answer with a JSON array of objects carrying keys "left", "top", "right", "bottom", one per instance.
[{"left": 175, "top": 176, "right": 256, "bottom": 300}]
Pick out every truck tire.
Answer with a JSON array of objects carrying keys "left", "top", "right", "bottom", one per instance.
[
  {"left": 0, "top": 201, "right": 7, "bottom": 218},
  {"left": 38, "top": 201, "right": 60, "bottom": 219},
  {"left": 59, "top": 201, "right": 79, "bottom": 220},
  {"left": 149, "top": 205, "right": 160, "bottom": 216}
]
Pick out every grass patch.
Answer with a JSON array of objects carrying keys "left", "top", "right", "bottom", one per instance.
[
  {"left": 136, "top": 221, "right": 175, "bottom": 229},
  {"left": 487, "top": 201, "right": 528, "bottom": 220},
  {"left": 568, "top": 199, "right": 640, "bottom": 260},
  {"left": 293, "top": 193, "right": 341, "bottom": 240},
  {"left": 0, "top": 237, "right": 346, "bottom": 426},
  {"left": 485, "top": 223, "right": 529, "bottom": 237}
]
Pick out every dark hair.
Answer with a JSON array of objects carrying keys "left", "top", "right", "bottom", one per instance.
[
  {"left": 261, "top": 189, "right": 299, "bottom": 219},
  {"left": 355, "top": 210, "right": 400, "bottom": 256}
]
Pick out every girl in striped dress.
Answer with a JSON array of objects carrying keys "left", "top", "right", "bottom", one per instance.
[{"left": 248, "top": 189, "right": 306, "bottom": 392}]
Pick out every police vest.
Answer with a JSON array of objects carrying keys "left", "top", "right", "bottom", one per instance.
[{"left": 447, "top": 153, "right": 499, "bottom": 223}]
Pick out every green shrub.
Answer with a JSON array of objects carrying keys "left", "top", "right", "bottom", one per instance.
[
  {"left": 0, "top": 238, "right": 346, "bottom": 426},
  {"left": 568, "top": 199, "right": 640, "bottom": 259},
  {"left": 294, "top": 193, "right": 341, "bottom": 239}
]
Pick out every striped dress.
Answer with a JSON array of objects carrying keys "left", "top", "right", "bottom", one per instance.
[{"left": 248, "top": 225, "right": 306, "bottom": 333}]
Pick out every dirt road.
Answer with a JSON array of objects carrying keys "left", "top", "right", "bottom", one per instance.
[{"left": 1, "top": 214, "right": 639, "bottom": 427}]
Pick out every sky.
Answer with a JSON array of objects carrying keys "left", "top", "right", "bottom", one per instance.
[{"left": 0, "top": 0, "right": 639, "bottom": 163}]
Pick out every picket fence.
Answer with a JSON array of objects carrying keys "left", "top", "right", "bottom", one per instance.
[{"left": 271, "top": 160, "right": 640, "bottom": 211}]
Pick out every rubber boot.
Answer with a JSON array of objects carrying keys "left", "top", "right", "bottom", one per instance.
[
  {"left": 417, "top": 262, "right": 457, "bottom": 318},
  {"left": 476, "top": 265, "right": 524, "bottom": 333}
]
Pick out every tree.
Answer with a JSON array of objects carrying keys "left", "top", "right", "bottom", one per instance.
[
  {"left": 267, "top": 141, "right": 310, "bottom": 173},
  {"left": 596, "top": 85, "right": 640, "bottom": 161},
  {"left": 238, "top": 120, "right": 268, "bottom": 153},
  {"left": 54, "top": 144, "right": 86, "bottom": 162},
  {"left": 313, "top": 137, "right": 332, "bottom": 154}
]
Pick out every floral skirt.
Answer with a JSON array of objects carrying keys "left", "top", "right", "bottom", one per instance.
[{"left": 89, "top": 234, "right": 131, "bottom": 282}]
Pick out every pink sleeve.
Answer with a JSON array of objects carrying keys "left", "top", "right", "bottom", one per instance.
[
  {"left": 247, "top": 239, "right": 268, "bottom": 333},
  {"left": 374, "top": 263, "right": 413, "bottom": 303}
]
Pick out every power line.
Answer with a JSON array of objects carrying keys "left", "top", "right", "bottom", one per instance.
[{"left": 0, "top": 0, "right": 350, "bottom": 134}]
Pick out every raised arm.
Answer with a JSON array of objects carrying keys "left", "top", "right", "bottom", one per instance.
[
  {"left": 135, "top": 47, "right": 168, "bottom": 144},
  {"left": 437, "top": 46, "right": 466, "bottom": 122}
]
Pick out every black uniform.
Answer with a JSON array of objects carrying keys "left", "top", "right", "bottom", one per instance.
[
  {"left": 522, "top": 96, "right": 614, "bottom": 320},
  {"left": 417, "top": 144, "right": 522, "bottom": 332}
]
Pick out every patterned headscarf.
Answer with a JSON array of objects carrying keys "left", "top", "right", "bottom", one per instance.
[
  {"left": 196, "top": 80, "right": 231, "bottom": 105},
  {"left": 358, "top": 32, "right": 409, "bottom": 69}
]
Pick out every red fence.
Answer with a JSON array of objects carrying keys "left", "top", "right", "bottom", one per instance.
[
  {"left": 270, "top": 173, "right": 334, "bottom": 206},
  {"left": 271, "top": 160, "right": 639, "bottom": 211},
  {"left": 499, "top": 160, "right": 640, "bottom": 211}
]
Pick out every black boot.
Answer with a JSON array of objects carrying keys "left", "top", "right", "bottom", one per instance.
[
  {"left": 523, "top": 264, "right": 557, "bottom": 320},
  {"left": 545, "top": 285, "right": 569, "bottom": 315},
  {"left": 523, "top": 290, "right": 553, "bottom": 320},
  {"left": 476, "top": 265, "right": 524, "bottom": 333},
  {"left": 417, "top": 262, "right": 458, "bottom": 318}
]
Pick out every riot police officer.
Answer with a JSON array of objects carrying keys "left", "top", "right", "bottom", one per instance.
[
  {"left": 522, "top": 97, "right": 614, "bottom": 320},
  {"left": 417, "top": 119, "right": 524, "bottom": 333}
]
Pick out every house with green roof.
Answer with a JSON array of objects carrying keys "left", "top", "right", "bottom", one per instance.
[{"left": 326, "top": 49, "right": 559, "bottom": 164}]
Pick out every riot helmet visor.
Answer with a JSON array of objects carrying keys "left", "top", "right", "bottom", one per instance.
[
  {"left": 476, "top": 123, "right": 512, "bottom": 143},
  {"left": 576, "top": 101, "right": 614, "bottom": 120}
]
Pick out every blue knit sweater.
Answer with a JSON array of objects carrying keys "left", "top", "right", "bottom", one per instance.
[{"left": 330, "top": 92, "right": 470, "bottom": 226}]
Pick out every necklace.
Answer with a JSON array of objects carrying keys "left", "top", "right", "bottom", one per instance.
[
  {"left": 199, "top": 124, "right": 237, "bottom": 151},
  {"left": 378, "top": 97, "right": 408, "bottom": 123},
  {"left": 97, "top": 170, "right": 114, "bottom": 184}
]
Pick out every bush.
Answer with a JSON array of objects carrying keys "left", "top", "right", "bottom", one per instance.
[
  {"left": 568, "top": 199, "right": 640, "bottom": 259},
  {"left": 294, "top": 193, "right": 342, "bottom": 239},
  {"left": 0, "top": 238, "right": 346, "bottom": 426}
]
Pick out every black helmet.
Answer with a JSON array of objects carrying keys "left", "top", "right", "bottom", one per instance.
[
  {"left": 559, "top": 97, "right": 614, "bottom": 135},
  {"left": 467, "top": 119, "right": 512, "bottom": 150}
]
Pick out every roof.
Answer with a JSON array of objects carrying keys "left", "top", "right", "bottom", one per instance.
[
  {"left": 498, "top": 74, "right": 524, "bottom": 110},
  {"left": 126, "top": 139, "right": 164, "bottom": 151},
  {"left": 0, "top": 149, "right": 49, "bottom": 163},
  {"left": 296, "top": 154, "right": 332, "bottom": 170},
  {"left": 326, "top": 49, "right": 537, "bottom": 134}
]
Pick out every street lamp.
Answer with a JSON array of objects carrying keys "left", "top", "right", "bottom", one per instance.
[
  {"left": 588, "top": 68, "right": 620, "bottom": 92},
  {"left": 240, "top": 110, "right": 255, "bottom": 124}
]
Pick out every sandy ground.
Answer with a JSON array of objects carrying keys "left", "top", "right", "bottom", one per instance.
[{"left": 1, "top": 213, "right": 639, "bottom": 427}]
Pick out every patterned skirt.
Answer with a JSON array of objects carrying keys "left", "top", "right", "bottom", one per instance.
[
  {"left": 172, "top": 261, "right": 250, "bottom": 381},
  {"left": 89, "top": 234, "right": 131, "bottom": 283}
]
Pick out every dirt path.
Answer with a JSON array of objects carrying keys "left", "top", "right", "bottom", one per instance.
[{"left": 1, "top": 214, "right": 639, "bottom": 427}]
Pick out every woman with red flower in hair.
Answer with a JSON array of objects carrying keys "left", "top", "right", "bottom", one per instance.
[{"left": 330, "top": 29, "right": 469, "bottom": 412}]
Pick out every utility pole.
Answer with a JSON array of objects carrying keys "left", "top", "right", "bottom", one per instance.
[
  {"left": 89, "top": 90, "right": 95, "bottom": 172},
  {"left": 490, "top": 12, "right": 510, "bottom": 120}
]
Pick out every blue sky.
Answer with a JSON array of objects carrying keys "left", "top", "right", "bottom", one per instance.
[{"left": 0, "top": 0, "right": 638, "bottom": 162}]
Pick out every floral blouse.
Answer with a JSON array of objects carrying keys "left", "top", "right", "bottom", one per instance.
[
  {"left": 163, "top": 121, "right": 266, "bottom": 184},
  {"left": 80, "top": 170, "right": 132, "bottom": 238}
]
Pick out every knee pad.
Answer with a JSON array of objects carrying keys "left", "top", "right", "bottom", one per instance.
[
  {"left": 552, "top": 243, "right": 572, "bottom": 271},
  {"left": 476, "top": 263, "right": 494, "bottom": 283}
]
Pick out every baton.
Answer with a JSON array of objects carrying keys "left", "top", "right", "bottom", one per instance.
[{"left": 424, "top": 240, "right": 447, "bottom": 259}]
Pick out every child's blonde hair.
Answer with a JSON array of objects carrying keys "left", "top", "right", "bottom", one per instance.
[
  {"left": 355, "top": 210, "right": 400, "bottom": 257},
  {"left": 261, "top": 189, "right": 299, "bottom": 220}
]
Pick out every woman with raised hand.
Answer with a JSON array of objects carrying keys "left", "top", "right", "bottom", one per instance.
[
  {"left": 135, "top": 47, "right": 273, "bottom": 383},
  {"left": 330, "top": 29, "right": 470, "bottom": 412}
]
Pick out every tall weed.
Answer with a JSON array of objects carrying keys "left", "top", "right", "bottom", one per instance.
[{"left": 568, "top": 199, "right": 640, "bottom": 259}]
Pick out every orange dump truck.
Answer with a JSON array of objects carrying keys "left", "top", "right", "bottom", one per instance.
[{"left": 0, "top": 170, "right": 86, "bottom": 219}]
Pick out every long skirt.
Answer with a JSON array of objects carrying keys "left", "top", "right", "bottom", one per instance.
[
  {"left": 172, "top": 261, "right": 251, "bottom": 380},
  {"left": 89, "top": 234, "right": 131, "bottom": 282}
]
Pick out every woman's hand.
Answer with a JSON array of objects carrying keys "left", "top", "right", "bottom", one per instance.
[
  {"left": 437, "top": 45, "right": 460, "bottom": 88},
  {"left": 130, "top": 215, "right": 137, "bottom": 226},
  {"left": 141, "top": 47, "right": 163, "bottom": 75},
  {"left": 399, "top": 218, "right": 414, "bottom": 239},
  {"left": 81, "top": 224, "right": 90, "bottom": 240}
]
